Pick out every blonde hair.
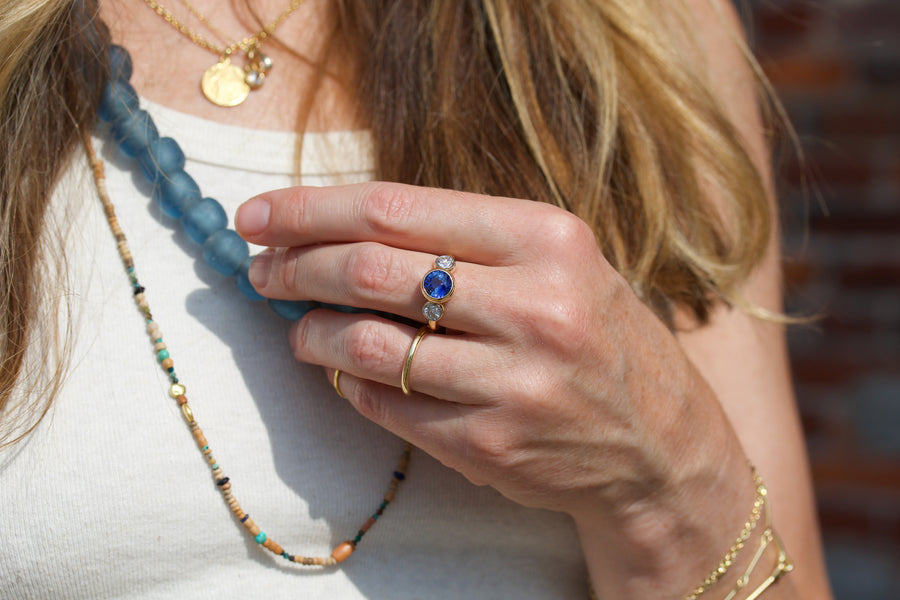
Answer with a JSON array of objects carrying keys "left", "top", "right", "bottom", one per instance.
[
  {"left": 1, "top": 0, "right": 777, "bottom": 446},
  {"left": 0, "top": 0, "right": 107, "bottom": 446}
]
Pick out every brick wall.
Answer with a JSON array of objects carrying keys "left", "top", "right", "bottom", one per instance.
[{"left": 744, "top": 1, "right": 900, "bottom": 598}]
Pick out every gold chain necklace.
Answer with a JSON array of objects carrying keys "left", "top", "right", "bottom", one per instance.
[{"left": 141, "top": 0, "right": 305, "bottom": 107}]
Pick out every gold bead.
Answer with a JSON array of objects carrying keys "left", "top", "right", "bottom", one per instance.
[
  {"left": 170, "top": 383, "right": 186, "bottom": 398},
  {"left": 181, "top": 403, "right": 195, "bottom": 423}
]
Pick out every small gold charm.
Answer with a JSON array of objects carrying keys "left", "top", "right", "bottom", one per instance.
[{"left": 201, "top": 58, "right": 250, "bottom": 107}]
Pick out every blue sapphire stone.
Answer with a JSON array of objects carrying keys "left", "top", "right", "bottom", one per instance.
[{"left": 423, "top": 270, "right": 453, "bottom": 301}]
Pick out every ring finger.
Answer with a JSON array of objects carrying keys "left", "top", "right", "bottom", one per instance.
[{"left": 252, "top": 241, "right": 509, "bottom": 336}]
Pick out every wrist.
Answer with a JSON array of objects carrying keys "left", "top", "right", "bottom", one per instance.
[{"left": 574, "top": 391, "right": 758, "bottom": 599}]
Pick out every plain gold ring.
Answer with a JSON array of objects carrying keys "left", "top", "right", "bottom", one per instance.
[
  {"left": 401, "top": 325, "right": 431, "bottom": 395},
  {"left": 332, "top": 369, "right": 347, "bottom": 399}
]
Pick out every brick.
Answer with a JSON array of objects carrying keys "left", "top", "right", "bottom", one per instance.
[
  {"left": 751, "top": 2, "right": 817, "bottom": 39},
  {"left": 762, "top": 54, "right": 852, "bottom": 90},
  {"left": 781, "top": 152, "right": 873, "bottom": 189},
  {"left": 852, "top": 377, "right": 900, "bottom": 458},
  {"left": 819, "top": 97, "right": 900, "bottom": 137},
  {"left": 838, "top": 266, "right": 900, "bottom": 287},
  {"left": 809, "top": 214, "right": 900, "bottom": 234},
  {"left": 782, "top": 258, "right": 815, "bottom": 286},
  {"left": 825, "top": 538, "right": 899, "bottom": 600},
  {"left": 791, "top": 357, "right": 900, "bottom": 386},
  {"left": 833, "top": 3, "right": 900, "bottom": 40},
  {"left": 864, "top": 54, "right": 900, "bottom": 87},
  {"left": 812, "top": 460, "right": 900, "bottom": 492}
]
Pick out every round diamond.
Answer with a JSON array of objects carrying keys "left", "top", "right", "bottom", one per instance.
[
  {"left": 435, "top": 255, "right": 455, "bottom": 270},
  {"left": 422, "top": 269, "right": 454, "bottom": 300},
  {"left": 423, "top": 302, "right": 444, "bottom": 322}
]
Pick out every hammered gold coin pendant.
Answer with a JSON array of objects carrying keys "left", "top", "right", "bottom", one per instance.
[{"left": 201, "top": 59, "right": 250, "bottom": 107}]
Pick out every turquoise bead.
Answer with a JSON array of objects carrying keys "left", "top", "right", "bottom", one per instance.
[
  {"left": 153, "top": 170, "right": 201, "bottom": 220},
  {"left": 319, "top": 303, "right": 364, "bottom": 314},
  {"left": 97, "top": 80, "right": 138, "bottom": 124},
  {"left": 112, "top": 108, "right": 159, "bottom": 158},
  {"left": 182, "top": 197, "right": 227, "bottom": 245},
  {"left": 254, "top": 532, "right": 267, "bottom": 544},
  {"left": 137, "top": 137, "right": 186, "bottom": 184},
  {"left": 157, "top": 349, "right": 170, "bottom": 361},
  {"left": 202, "top": 230, "right": 249, "bottom": 277},
  {"left": 235, "top": 256, "right": 265, "bottom": 301},
  {"left": 267, "top": 299, "right": 317, "bottom": 321},
  {"left": 107, "top": 44, "right": 133, "bottom": 82}
]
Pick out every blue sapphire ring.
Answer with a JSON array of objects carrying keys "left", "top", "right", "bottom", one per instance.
[{"left": 421, "top": 255, "right": 456, "bottom": 330}]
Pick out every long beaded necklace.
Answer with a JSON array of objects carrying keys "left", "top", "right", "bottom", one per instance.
[{"left": 88, "top": 43, "right": 411, "bottom": 566}]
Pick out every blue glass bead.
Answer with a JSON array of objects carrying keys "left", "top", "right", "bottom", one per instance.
[
  {"left": 181, "top": 197, "right": 227, "bottom": 245},
  {"left": 422, "top": 270, "right": 454, "bottom": 300},
  {"left": 202, "top": 230, "right": 249, "bottom": 276},
  {"left": 107, "top": 44, "right": 133, "bottom": 81},
  {"left": 319, "top": 302, "right": 363, "bottom": 314},
  {"left": 153, "top": 170, "right": 201, "bottom": 219},
  {"left": 235, "top": 256, "right": 265, "bottom": 301},
  {"left": 97, "top": 80, "right": 138, "bottom": 123},
  {"left": 137, "top": 137, "right": 186, "bottom": 184},
  {"left": 112, "top": 108, "right": 159, "bottom": 157},
  {"left": 267, "top": 299, "right": 318, "bottom": 321}
]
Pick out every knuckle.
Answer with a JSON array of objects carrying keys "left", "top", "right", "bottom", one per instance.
[
  {"left": 277, "top": 247, "right": 304, "bottom": 293},
  {"left": 466, "top": 426, "right": 517, "bottom": 471},
  {"left": 290, "top": 314, "right": 316, "bottom": 363},
  {"left": 352, "top": 382, "right": 391, "bottom": 424},
  {"left": 541, "top": 209, "right": 596, "bottom": 251},
  {"left": 526, "top": 298, "right": 591, "bottom": 353},
  {"left": 346, "top": 244, "right": 408, "bottom": 299},
  {"left": 361, "top": 183, "right": 418, "bottom": 235},
  {"left": 283, "top": 188, "right": 313, "bottom": 233},
  {"left": 344, "top": 321, "right": 393, "bottom": 374}
]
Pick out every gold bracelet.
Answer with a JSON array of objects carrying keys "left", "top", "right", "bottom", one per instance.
[
  {"left": 684, "top": 465, "right": 767, "bottom": 600},
  {"left": 722, "top": 504, "right": 793, "bottom": 600},
  {"left": 739, "top": 528, "right": 793, "bottom": 600}
]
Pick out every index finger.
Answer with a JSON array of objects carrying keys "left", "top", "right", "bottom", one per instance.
[{"left": 235, "top": 181, "right": 545, "bottom": 264}]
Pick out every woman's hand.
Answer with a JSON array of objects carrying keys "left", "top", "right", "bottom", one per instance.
[{"left": 236, "top": 181, "right": 755, "bottom": 597}]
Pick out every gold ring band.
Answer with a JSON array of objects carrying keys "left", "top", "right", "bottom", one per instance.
[
  {"left": 401, "top": 325, "right": 431, "bottom": 395},
  {"left": 332, "top": 369, "right": 346, "bottom": 399}
]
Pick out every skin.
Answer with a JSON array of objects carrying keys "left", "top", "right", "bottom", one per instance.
[{"left": 104, "top": 0, "right": 832, "bottom": 597}]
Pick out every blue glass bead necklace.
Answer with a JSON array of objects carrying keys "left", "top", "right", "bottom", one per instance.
[
  {"left": 88, "top": 44, "right": 411, "bottom": 566},
  {"left": 98, "top": 42, "right": 333, "bottom": 321}
]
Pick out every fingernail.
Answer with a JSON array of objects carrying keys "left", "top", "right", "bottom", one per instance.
[
  {"left": 249, "top": 249, "right": 273, "bottom": 288},
  {"left": 236, "top": 197, "right": 270, "bottom": 236}
]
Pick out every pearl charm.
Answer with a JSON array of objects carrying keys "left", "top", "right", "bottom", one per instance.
[{"left": 245, "top": 68, "right": 265, "bottom": 89}]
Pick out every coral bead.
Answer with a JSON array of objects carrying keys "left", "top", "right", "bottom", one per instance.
[{"left": 330, "top": 541, "right": 355, "bottom": 563}]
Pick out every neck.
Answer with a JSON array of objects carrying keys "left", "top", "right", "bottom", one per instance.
[{"left": 100, "top": 0, "right": 365, "bottom": 132}]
